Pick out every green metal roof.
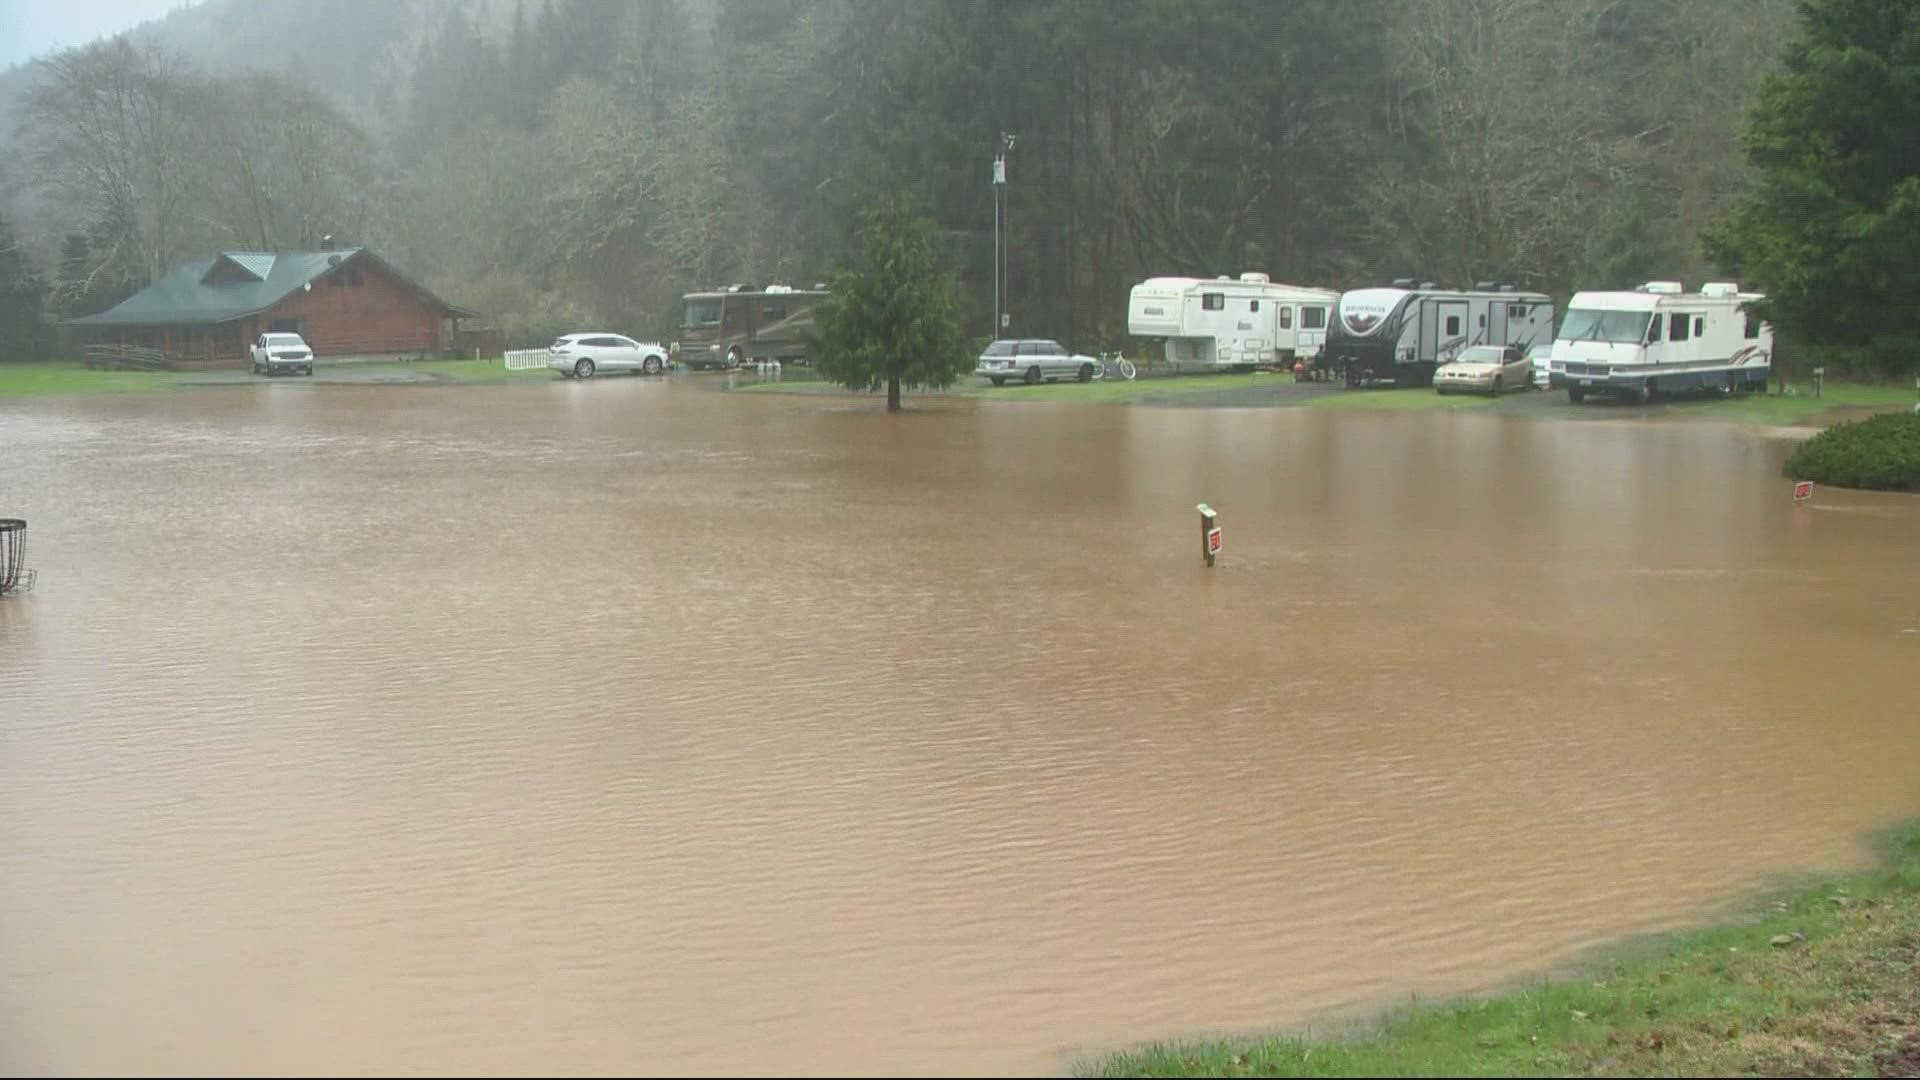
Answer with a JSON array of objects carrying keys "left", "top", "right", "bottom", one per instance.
[{"left": 64, "top": 248, "right": 478, "bottom": 327}]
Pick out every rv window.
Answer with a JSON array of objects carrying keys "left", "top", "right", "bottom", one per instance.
[
  {"left": 1445, "top": 315, "right": 1461, "bottom": 336},
  {"left": 1693, "top": 316, "right": 1704, "bottom": 337},
  {"left": 1647, "top": 315, "right": 1662, "bottom": 343},
  {"left": 1744, "top": 311, "right": 1760, "bottom": 339},
  {"left": 1562, "top": 309, "right": 1651, "bottom": 343},
  {"left": 1478, "top": 314, "right": 1486, "bottom": 328},
  {"left": 1202, "top": 293, "right": 1224, "bottom": 311},
  {"left": 1669, "top": 313, "right": 1690, "bottom": 342},
  {"left": 1303, "top": 307, "right": 1326, "bottom": 329},
  {"left": 762, "top": 302, "right": 787, "bottom": 321},
  {"left": 1508, "top": 304, "right": 1527, "bottom": 318},
  {"left": 683, "top": 299, "right": 722, "bottom": 327},
  {"left": 1279, "top": 307, "right": 1293, "bottom": 329},
  {"left": 1250, "top": 300, "right": 1260, "bottom": 312}
]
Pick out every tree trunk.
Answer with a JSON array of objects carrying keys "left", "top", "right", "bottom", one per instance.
[{"left": 887, "top": 375, "right": 901, "bottom": 412}]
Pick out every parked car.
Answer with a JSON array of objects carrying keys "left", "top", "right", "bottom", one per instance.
[
  {"left": 250, "top": 332, "right": 314, "bottom": 376},
  {"left": 975, "top": 338, "right": 1100, "bottom": 386},
  {"left": 1528, "top": 342, "right": 1556, "bottom": 388},
  {"left": 1434, "top": 344, "right": 1531, "bottom": 395},
  {"left": 548, "top": 333, "right": 669, "bottom": 379}
]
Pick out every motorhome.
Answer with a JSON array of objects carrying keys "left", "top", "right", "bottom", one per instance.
[
  {"left": 1319, "top": 281, "right": 1555, "bottom": 388},
  {"left": 1549, "top": 281, "right": 1772, "bottom": 403},
  {"left": 672, "top": 283, "right": 828, "bottom": 370},
  {"left": 1127, "top": 273, "right": 1338, "bottom": 368}
]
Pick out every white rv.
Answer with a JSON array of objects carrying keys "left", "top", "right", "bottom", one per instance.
[
  {"left": 1319, "top": 281, "right": 1556, "bottom": 388},
  {"left": 1549, "top": 281, "right": 1772, "bottom": 403},
  {"left": 1127, "top": 273, "right": 1339, "bottom": 368}
]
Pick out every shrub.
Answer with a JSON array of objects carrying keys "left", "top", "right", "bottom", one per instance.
[{"left": 1782, "top": 411, "right": 1920, "bottom": 492}]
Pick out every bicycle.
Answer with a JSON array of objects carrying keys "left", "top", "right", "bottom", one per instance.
[{"left": 1090, "top": 350, "right": 1137, "bottom": 381}]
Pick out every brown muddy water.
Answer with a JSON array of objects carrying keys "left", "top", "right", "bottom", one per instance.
[{"left": 2, "top": 378, "right": 1917, "bottom": 1076}]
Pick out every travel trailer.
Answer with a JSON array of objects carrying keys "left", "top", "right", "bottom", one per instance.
[
  {"left": 1319, "top": 281, "right": 1556, "bottom": 388},
  {"left": 672, "top": 283, "right": 827, "bottom": 369},
  {"left": 1127, "top": 273, "right": 1338, "bottom": 368},
  {"left": 1549, "top": 281, "right": 1772, "bottom": 403}
]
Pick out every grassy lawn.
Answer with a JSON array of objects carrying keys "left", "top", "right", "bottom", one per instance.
[
  {"left": 0, "top": 360, "right": 181, "bottom": 396},
  {"left": 1654, "top": 381, "right": 1918, "bottom": 426},
  {"left": 352, "top": 357, "right": 551, "bottom": 383},
  {"left": 0, "top": 357, "right": 550, "bottom": 397},
  {"left": 734, "top": 371, "right": 1299, "bottom": 404},
  {"left": 1304, "top": 387, "right": 1499, "bottom": 411},
  {"left": 1085, "top": 822, "right": 1920, "bottom": 1078}
]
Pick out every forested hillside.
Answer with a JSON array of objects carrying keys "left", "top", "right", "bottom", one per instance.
[{"left": 1, "top": 0, "right": 1797, "bottom": 349}]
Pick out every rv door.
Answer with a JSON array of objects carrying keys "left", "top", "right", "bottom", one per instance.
[{"left": 1431, "top": 300, "right": 1469, "bottom": 364}]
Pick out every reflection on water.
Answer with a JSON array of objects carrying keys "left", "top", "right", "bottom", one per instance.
[{"left": 2, "top": 381, "right": 1917, "bottom": 1075}]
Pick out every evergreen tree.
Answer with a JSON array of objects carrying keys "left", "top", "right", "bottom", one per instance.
[
  {"left": 807, "top": 194, "right": 975, "bottom": 413},
  {"left": 1704, "top": 0, "right": 1920, "bottom": 374}
]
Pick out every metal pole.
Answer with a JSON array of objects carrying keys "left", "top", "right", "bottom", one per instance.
[{"left": 993, "top": 165, "right": 1000, "bottom": 341}]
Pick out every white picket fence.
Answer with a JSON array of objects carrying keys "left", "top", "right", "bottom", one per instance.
[{"left": 504, "top": 348, "right": 550, "bottom": 371}]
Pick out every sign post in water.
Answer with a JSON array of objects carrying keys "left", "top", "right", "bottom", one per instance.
[{"left": 1197, "top": 503, "right": 1219, "bottom": 567}]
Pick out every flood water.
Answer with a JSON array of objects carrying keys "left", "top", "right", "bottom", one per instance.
[{"left": 3, "top": 378, "right": 1917, "bottom": 1076}]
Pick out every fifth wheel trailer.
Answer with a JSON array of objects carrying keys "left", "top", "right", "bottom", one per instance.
[{"left": 1127, "top": 273, "right": 1339, "bottom": 369}]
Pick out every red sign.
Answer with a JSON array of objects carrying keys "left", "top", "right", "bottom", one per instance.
[
  {"left": 1207, "top": 527, "right": 1222, "bottom": 554},
  {"left": 1793, "top": 480, "right": 1814, "bottom": 502}
]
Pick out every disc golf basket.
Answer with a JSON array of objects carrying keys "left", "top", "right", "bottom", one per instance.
[{"left": 0, "top": 519, "right": 33, "bottom": 595}]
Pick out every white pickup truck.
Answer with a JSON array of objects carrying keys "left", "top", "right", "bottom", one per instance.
[{"left": 251, "top": 332, "right": 314, "bottom": 377}]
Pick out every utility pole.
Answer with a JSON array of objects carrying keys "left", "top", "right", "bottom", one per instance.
[{"left": 992, "top": 132, "right": 1013, "bottom": 340}]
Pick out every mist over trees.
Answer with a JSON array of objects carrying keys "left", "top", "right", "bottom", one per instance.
[{"left": 0, "top": 0, "right": 1857, "bottom": 359}]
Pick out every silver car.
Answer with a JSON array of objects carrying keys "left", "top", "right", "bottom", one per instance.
[
  {"left": 549, "top": 333, "right": 669, "bottom": 379},
  {"left": 975, "top": 338, "right": 1099, "bottom": 386}
]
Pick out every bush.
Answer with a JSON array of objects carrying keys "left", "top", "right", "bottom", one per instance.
[{"left": 1782, "top": 411, "right": 1920, "bottom": 492}]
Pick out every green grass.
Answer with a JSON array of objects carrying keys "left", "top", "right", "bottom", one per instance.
[
  {"left": 1303, "top": 387, "right": 1498, "bottom": 411},
  {"left": 0, "top": 360, "right": 181, "bottom": 396},
  {"left": 1655, "top": 381, "right": 1918, "bottom": 426},
  {"left": 1083, "top": 822, "right": 1920, "bottom": 1078},
  {"left": 0, "top": 356, "right": 549, "bottom": 397},
  {"left": 734, "top": 372, "right": 1298, "bottom": 404},
  {"left": 354, "top": 357, "right": 550, "bottom": 383}
]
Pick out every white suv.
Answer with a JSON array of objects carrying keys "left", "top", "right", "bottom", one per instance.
[{"left": 548, "top": 333, "right": 669, "bottom": 379}]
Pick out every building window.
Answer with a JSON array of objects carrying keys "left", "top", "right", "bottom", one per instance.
[{"left": 1202, "top": 293, "right": 1224, "bottom": 311}]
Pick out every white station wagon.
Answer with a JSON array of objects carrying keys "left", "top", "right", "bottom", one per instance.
[
  {"left": 549, "top": 333, "right": 669, "bottom": 379},
  {"left": 975, "top": 338, "right": 1100, "bottom": 386}
]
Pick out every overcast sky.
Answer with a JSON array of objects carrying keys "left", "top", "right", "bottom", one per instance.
[{"left": 0, "top": 0, "right": 198, "bottom": 70}]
